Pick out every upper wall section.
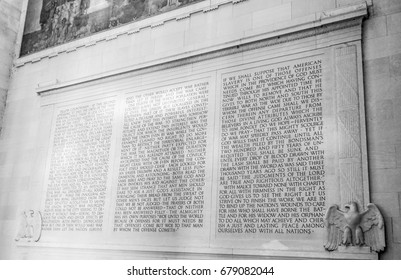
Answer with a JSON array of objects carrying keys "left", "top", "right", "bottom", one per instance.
[
  {"left": 21, "top": 0, "right": 205, "bottom": 56},
  {"left": 15, "top": 0, "right": 370, "bottom": 82},
  {"left": 0, "top": 0, "right": 24, "bottom": 130}
]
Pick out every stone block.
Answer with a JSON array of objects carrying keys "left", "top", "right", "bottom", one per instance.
[
  {"left": 0, "top": 73, "right": 11, "bottom": 90},
  {"left": 216, "top": 2, "right": 234, "bottom": 21},
  {"left": 136, "top": 40, "right": 156, "bottom": 59},
  {"left": 0, "top": 152, "right": 6, "bottom": 166},
  {"left": 185, "top": 23, "right": 218, "bottom": 46},
  {"left": 102, "top": 45, "right": 132, "bottom": 70},
  {"left": 233, "top": 0, "right": 281, "bottom": 17},
  {"left": 389, "top": 52, "right": 401, "bottom": 79},
  {"left": 11, "top": 161, "right": 33, "bottom": 178},
  {"left": 292, "top": 0, "right": 335, "bottom": 19},
  {"left": 371, "top": 192, "right": 400, "bottom": 217},
  {"left": 366, "top": 99, "right": 400, "bottom": 142},
  {"left": 392, "top": 217, "right": 401, "bottom": 243},
  {"left": 364, "top": 57, "right": 390, "bottom": 81},
  {"left": 1, "top": 98, "right": 40, "bottom": 128},
  {"left": 0, "top": 176, "right": 30, "bottom": 192},
  {"left": 0, "top": 61, "right": 11, "bottom": 79},
  {"left": 387, "top": 12, "right": 401, "bottom": 34},
  {"left": 0, "top": 2, "right": 21, "bottom": 23},
  {"left": 367, "top": 111, "right": 400, "bottom": 140},
  {"left": 397, "top": 144, "right": 401, "bottom": 168},
  {"left": 0, "top": 120, "right": 38, "bottom": 152},
  {"left": 373, "top": 0, "right": 401, "bottom": 16},
  {"left": 74, "top": 55, "right": 104, "bottom": 81},
  {"left": 363, "top": 33, "right": 401, "bottom": 60},
  {"left": 393, "top": 97, "right": 401, "bottom": 135},
  {"left": 0, "top": 205, "right": 17, "bottom": 220},
  {"left": 151, "top": 18, "right": 190, "bottom": 39},
  {"left": 388, "top": 83, "right": 401, "bottom": 115},
  {"left": 370, "top": 168, "right": 401, "bottom": 194},
  {"left": 0, "top": 80, "right": 10, "bottom": 95},
  {"left": 387, "top": 33, "right": 401, "bottom": 57},
  {"left": 0, "top": 163, "right": 13, "bottom": 178},
  {"left": 154, "top": 32, "right": 184, "bottom": 55},
  {"left": 216, "top": 14, "right": 252, "bottom": 37},
  {"left": 378, "top": 216, "right": 397, "bottom": 259},
  {"left": 392, "top": 244, "right": 401, "bottom": 259},
  {"left": 364, "top": 76, "right": 393, "bottom": 103},
  {"left": 252, "top": 3, "right": 291, "bottom": 28},
  {"left": 0, "top": 35, "right": 16, "bottom": 53},
  {"left": 1, "top": 0, "right": 23, "bottom": 11},
  {"left": 363, "top": 16, "right": 387, "bottom": 40},
  {"left": 337, "top": 0, "right": 362, "bottom": 7},
  {"left": 0, "top": 25, "right": 17, "bottom": 42},
  {"left": 366, "top": 106, "right": 391, "bottom": 133},
  {"left": 291, "top": 0, "right": 310, "bottom": 19},
  {"left": 0, "top": 87, "right": 6, "bottom": 118},
  {"left": 369, "top": 144, "right": 397, "bottom": 169},
  {"left": 398, "top": 192, "right": 401, "bottom": 211},
  {"left": 365, "top": 36, "right": 388, "bottom": 60},
  {"left": 189, "top": 9, "right": 211, "bottom": 29},
  {"left": 0, "top": 238, "right": 16, "bottom": 259}
]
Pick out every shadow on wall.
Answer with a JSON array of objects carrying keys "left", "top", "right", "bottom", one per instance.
[{"left": 21, "top": 0, "right": 201, "bottom": 56}]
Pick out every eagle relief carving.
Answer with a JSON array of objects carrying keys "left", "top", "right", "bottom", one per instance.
[
  {"left": 15, "top": 210, "right": 42, "bottom": 242},
  {"left": 324, "top": 202, "right": 385, "bottom": 252}
]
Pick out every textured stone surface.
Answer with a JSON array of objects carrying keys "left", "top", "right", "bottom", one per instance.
[
  {"left": 363, "top": 0, "right": 401, "bottom": 260},
  {"left": 370, "top": 168, "right": 401, "bottom": 193},
  {"left": 389, "top": 52, "right": 401, "bottom": 78},
  {"left": 387, "top": 12, "right": 401, "bottom": 34},
  {"left": 369, "top": 145, "right": 397, "bottom": 169},
  {"left": 373, "top": 0, "right": 401, "bottom": 16},
  {"left": 394, "top": 217, "right": 401, "bottom": 243},
  {"left": 0, "top": 0, "right": 24, "bottom": 132},
  {"left": 363, "top": 15, "right": 387, "bottom": 40},
  {"left": 371, "top": 193, "right": 400, "bottom": 217},
  {"left": 291, "top": 0, "right": 335, "bottom": 19}
]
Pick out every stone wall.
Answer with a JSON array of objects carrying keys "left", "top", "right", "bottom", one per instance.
[
  {"left": 0, "top": 0, "right": 400, "bottom": 259},
  {"left": 363, "top": 0, "right": 401, "bottom": 260},
  {"left": 0, "top": 0, "right": 24, "bottom": 134}
]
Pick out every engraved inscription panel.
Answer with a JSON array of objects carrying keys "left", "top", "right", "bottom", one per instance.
[
  {"left": 217, "top": 57, "right": 326, "bottom": 237},
  {"left": 37, "top": 44, "right": 368, "bottom": 257},
  {"left": 114, "top": 79, "right": 210, "bottom": 234},
  {"left": 43, "top": 100, "right": 116, "bottom": 232}
]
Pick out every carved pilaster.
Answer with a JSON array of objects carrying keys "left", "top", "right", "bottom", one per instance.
[{"left": 335, "top": 46, "right": 364, "bottom": 208}]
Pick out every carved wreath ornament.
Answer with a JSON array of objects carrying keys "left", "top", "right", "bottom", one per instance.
[{"left": 324, "top": 202, "right": 385, "bottom": 252}]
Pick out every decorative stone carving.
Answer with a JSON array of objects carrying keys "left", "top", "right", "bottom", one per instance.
[
  {"left": 15, "top": 210, "right": 42, "bottom": 242},
  {"left": 335, "top": 46, "right": 365, "bottom": 208},
  {"left": 324, "top": 202, "right": 385, "bottom": 252}
]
